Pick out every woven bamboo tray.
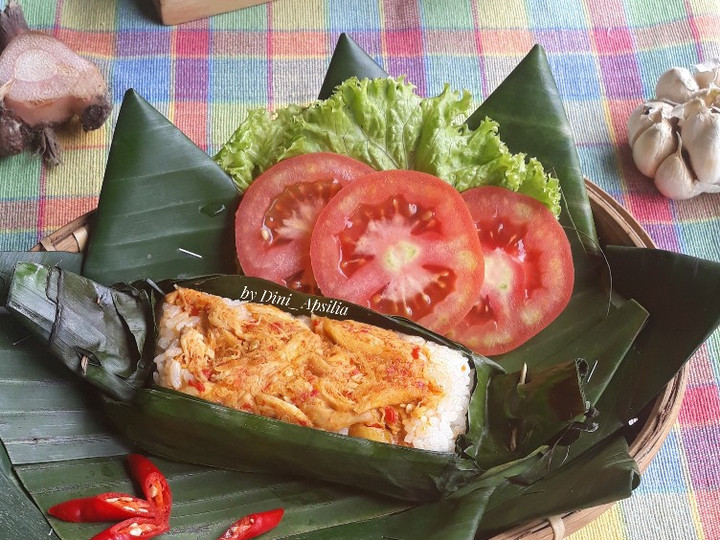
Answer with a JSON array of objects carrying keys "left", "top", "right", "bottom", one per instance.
[{"left": 31, "top": 180, "right": 688, "bottom": 540}]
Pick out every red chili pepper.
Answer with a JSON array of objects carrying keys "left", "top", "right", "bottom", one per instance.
[
  {"left": 127, "top": 454, "right": 172, "bottom": 522},
  {"left": 188, "top": 378, "right": 205, "bottom": 392},
  {"left": 384, "top": 406, "right": 398, "bottom": 425},
  {"left": 48, "top": 492, "right": 156, "bottom": 522},
  {"left": 90, "top": 516, "right": 169, "bottom": 540},
  {"left": 218, "top": 508, "right": 284, "bottom": 540}
]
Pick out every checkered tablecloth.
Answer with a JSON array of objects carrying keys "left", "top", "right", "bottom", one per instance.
[{"left": 1, "top": 1, "right": 718, "bottom": 538}]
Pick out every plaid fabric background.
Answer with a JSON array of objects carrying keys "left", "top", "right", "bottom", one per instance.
[{"left": 1, "top": 0, "right": 719, "bottom": 538}]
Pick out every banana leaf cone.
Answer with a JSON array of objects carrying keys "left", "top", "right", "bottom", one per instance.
[{"left": 5, "top": 262, "right": 592, "bottom": 502}]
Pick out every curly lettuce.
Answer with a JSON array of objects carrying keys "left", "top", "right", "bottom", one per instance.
[{"left": 214, "top": 77, "right": 561, "bottom": 216}]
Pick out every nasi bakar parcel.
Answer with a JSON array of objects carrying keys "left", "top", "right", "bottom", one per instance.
[{"left": 153, "top": 288, "right": 474, "bottom": 452}]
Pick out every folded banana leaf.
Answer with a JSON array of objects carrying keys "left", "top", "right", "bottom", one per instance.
[
  {"left": 81, "top": 89, "right": 239, "bottom": 286},
  {"left": 6, "top": 262, "right": 154, "bottom": 401},
  {"left": 291, "top": 487, "right": 494, "bottom": 540},
  {"left": 467, "top": 45, "right": 597, "bottom": 245},
  {"left": 7, "top": 264, "right": 594, "bottom": 502},
  {"left": 318, "top": 33, "right": 388, "bottom": 100},
  {"left": 475, "top": 435, "right": 640, "bottom": 538},
  {"left": 0, "top": 261, "right": 131, "bottom": 466},
  {"left": 470, "top": 245, "right": 720, "bottom": 534},
  {"left": 0, "top": 251, "right": 82, "bottom": 306},
  {"left": 0, "top": 299, "right": 640, "bottom": 540},
  {"left": 557, "top": 246, "right": 720, "bottom": 463},
  {"left": 0, "top": 288, "right": 529, "bottom": 540}
]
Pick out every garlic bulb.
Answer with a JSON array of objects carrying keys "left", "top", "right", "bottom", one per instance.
[
  {"left": 628, "top": 60, "right": 720, "bottom": 200},
  {"left": 655, "top": 67, "right": 699, "bottom": 103}
]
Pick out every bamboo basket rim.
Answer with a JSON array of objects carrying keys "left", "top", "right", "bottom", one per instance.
[{"left": 30, "top": 179, "right": 688, "bottom": 540}]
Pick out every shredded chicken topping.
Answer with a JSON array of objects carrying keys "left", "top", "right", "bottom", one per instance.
[{"left": 156, "top": 288, "right": 445, "bottom": 445}]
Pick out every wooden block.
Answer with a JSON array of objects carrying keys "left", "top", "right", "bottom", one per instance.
[{"left": 152, "top": 0, "right": 274, "bottom": 25}]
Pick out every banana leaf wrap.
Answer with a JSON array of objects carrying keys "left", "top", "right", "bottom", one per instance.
[
  {"left": 6, "top": 264, "right": 591, "bottom": 502},
  {"left": 5, "top": 262, "right": 154, "bottom": 401}
]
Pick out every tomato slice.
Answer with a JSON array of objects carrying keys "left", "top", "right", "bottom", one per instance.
[
  {"left": 235, "top": 153, "right": 375, "bottom": 293},
  {"left": 310, "top": 170, "right": 484, "bottom": 333},
  {"left": 446, "top": 186, "right": 574, "bottom": 356}
]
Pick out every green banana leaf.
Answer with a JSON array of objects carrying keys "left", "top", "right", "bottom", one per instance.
[
  {"left": 604, "top": 246, "right": 720, "bottom": 417},
  {"left": 467, "top": 45, "right": 597, "bottom": 245},
  {"left": 0, "top": 299, "right": 523, "bottom": 540},
  {"left": 291, "top": 487, "right": 494, "bottom": 540},
  {"left": 6, "top": 263, "right": 154, "bottom": 401},
  {"left": 0, "top": 312, "right": 130, "bottom": 466},
  {"left": 82, "top": 90, "right": 239, "bottom": 286},
  {"left": 468, "top": 245, "right": 720, "bottom": 533},
  {"left": 560, "top": 246, "right": 720, "bottom": 463},
  {"left": 0, "top": 302, "right": 467, "bottom": 540},
  {"left": 0, "top": 251, "right": 83, "bottom": 305},
  {"left": 0, "top": 299, "right": 628, "bottom": 540},
  {"left": 318, "top": 33, "right": 388, "bottom": 99},
  {"left": 467, "top": 359, "right": 589, "bottom": 468},
  {"left": 0, "top": 440, "right": 60, "bottom": 540},
  {"left": 496, "top": 297, "right": 649, "bottom": 401},
  {"left": 475, "top": 436, "right": 639, "bottom": 538},
  {"left": 14, "top": 455, "right": 494, "bottom": 540}
]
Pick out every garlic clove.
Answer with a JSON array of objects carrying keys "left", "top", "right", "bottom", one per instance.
[
  {"left": 694, "top": 58, "right": 720, "bottom": 88},
  {"left": 632, "top": 118, "right": 677, "bottom": 178},
  {"left": 653, "top": 134, "right": 702, "bottom": 199},
  {"left": 689, "top": 86, "right": 720, "bottom": 108},
  {"left": 656, "top": 67, "right": 700, "bottom": 103},
  {"left": 627, "top": 101, "right": 672, "bottom": 146},
  {"left": 681, "top": 103, "right": 720, "bottom": 185},
  {"left": 678, "top": 97, "right": 708, "bottom": 120},
  {"left": 694, "top": 69, "right": 719, "bottom": 89}
]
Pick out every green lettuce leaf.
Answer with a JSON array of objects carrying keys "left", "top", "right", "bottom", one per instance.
[
  {"left": 214, "top": 77, "right": 561, "bottom": 216},
  {"left": 213, "top": 106, "right": 303, "bottom": 193},
  {"left": 285, "top": 77, "right": 425, "bottom": 170}
]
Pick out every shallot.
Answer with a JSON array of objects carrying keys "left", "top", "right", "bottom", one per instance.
[{"left": 0, "top": 1, "right": 111, "bottom": 165}]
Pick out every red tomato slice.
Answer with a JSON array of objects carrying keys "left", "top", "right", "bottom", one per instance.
[
  {"left": 310, "top": 170, "right": 484, "bottom": 333},
  {"left": 234, "top": 153, "right": 375, "bottom": 293},
  {"left": 446, "top": 186, "right": 574, "bottom": 356}
]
